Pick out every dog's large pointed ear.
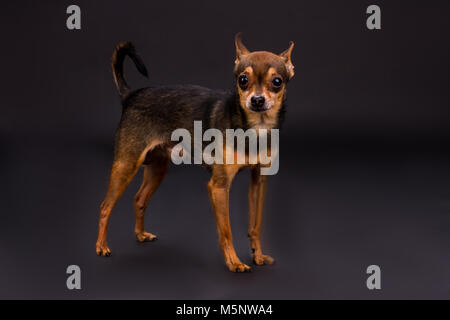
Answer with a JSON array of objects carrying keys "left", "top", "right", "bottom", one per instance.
[
  {"left": 280, "top": 41, "right": 295, "bottom": 80},
  {"left": 235, "top": 32, "right": 250, "bottom": 64}
]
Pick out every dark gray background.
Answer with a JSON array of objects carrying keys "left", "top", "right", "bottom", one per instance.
[{"left": 0, "top": 0, "right": 449, "bottom": 299}]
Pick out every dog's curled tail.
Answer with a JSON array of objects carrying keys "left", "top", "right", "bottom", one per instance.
[{"left": 111, "top": 42, "right": 148, "bottom": 100}]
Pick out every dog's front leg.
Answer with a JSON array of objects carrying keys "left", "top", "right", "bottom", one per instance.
[
  {"left": 207, "top": 165, "right": 250, "bottom": 272},
  {"left": 248, "top": 167, "right": 274, "bottom": 265}
]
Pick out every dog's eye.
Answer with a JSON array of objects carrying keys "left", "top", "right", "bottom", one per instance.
[
  {"left": 272, "top": 77, "right": 283, "bottom": 88},
  {"left": 238, "top": 75, "right": 249, "bottom": 88}
]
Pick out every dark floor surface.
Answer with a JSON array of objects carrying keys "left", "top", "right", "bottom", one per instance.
[{"left": 1, "top": 135, "right": 449, "bottom": 299}]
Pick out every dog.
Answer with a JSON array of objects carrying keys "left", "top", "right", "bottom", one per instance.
[{"left": 96, "top": 33, "right": 294, "bottom": 272}]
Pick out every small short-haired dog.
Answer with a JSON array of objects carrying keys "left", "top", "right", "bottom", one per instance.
[{"left": 96, "top": 34, "right": 294, "bottom": 272}]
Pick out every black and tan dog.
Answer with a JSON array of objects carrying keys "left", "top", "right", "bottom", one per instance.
[{"left": 96, "top": 34, "right": 294, "bottom": 272}]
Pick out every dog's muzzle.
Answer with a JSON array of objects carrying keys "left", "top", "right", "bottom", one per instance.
[{"left": 249, "top": 95, "right": 268, "bottom": 113}]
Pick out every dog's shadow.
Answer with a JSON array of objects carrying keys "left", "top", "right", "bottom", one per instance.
[{"left": 111, "top": 241, "right": 211, "bottom": 274}]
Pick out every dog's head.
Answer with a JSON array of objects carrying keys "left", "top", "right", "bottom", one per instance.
[{"left": 234, "top": 33, "right": 294, "bottom": 129}]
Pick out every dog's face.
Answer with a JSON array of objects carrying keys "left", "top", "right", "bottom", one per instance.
[{"left": 234, "top": 33, "right": 294, "bottom": 129}]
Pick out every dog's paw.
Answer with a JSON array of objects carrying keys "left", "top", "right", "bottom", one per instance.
[
  {"left": 136, "top": 231, "right": 158, "bottom": 242},
  {"left": 228, "top": 262, "right": 251, "bottom": 273},
  {"left": 96, "top": 244, "right": 112, "bottom": 257},
  {"left": 253, "top": 254, "right": 275, "bottom": 266}
]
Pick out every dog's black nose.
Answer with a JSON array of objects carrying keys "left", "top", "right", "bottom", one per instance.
[{"left": 250, "top": 96, "right": 265, "bottom": 109}]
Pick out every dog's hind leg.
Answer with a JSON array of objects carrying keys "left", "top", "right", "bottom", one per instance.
[
  {"left": 96, "top": 141, "right": 161, "bottom": 256},
  {"left": 96, "top": 157, "right": 141, "bottom": 256},
  {"left": 134, "top": 147, "right": 169, "bottom": 242}
]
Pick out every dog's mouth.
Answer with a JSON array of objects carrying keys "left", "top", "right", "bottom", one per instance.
[
  {"left": 245, "top": 112, "right": 278, "bottom": 130},
  {"left": 248, "top": 105, "right": 270, "bottom": 113}
]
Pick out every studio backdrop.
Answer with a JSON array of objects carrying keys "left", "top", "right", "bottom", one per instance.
[{"left": 0, "top": 0, "right": 449, "bottom": 299}]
